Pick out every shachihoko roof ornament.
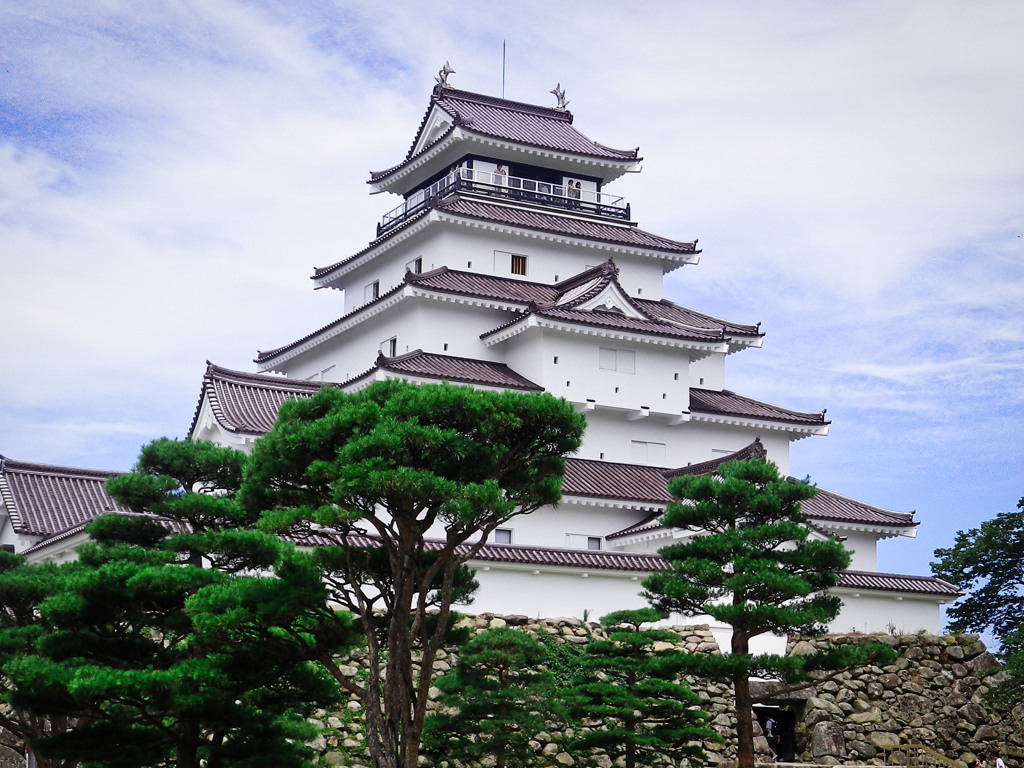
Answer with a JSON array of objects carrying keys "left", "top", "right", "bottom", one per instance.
[
  {"left": 435, "top": 61, "right": 455, "bottom": 89},
  {"left": 550, "top": 83, "right": 570, "bottom": 111}
]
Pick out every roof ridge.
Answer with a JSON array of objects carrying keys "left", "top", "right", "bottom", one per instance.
[
  {"left": 435, "top": 86, "right": 574, "bottom": 123},
  {"left": 0, "top": 458, "right": 123, "bottom": 479}
]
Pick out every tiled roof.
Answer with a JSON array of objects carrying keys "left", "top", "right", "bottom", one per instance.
[
  {"left": 837, "top": 571, "right": 961, "bottom": 597},
  {"left": 801, "top": 488, "right": 916, "bottom": 528},
  {"left": 344, "top": 350, "right": 544, "bottom": 391},
  {"left": 370, "top": 87, "right": 639, "bottom": 183},
  {"left": 409, "top": 267, "right": 558, "bottom": 305},
  {"left": 565, "top": 440, "right": 916, "bottom": 531},
  {"left": 515, "top": 306, "right": 727, "bottom": 343},
  {"left": 435, "top": 196, "right": 697, "bottom": 255},
  {"left": 286, "top": 528, "right": 959, "bottom": 595},
  {"left": 564, "top": 459, "right": 673, "bottom": 506},
  {"left": 190, "top": 363, "right": 332, "bottom": 436},
  {"left": 312, "top": 195, "right": 697, "bottom": 285},
  {"left": 0, "top": 458, "right": 127, "bottom": 537},
  {"left": 638, "top": 299, "right": 762, "bottom": 338},
  {"left": 690, "top": 388, "right": 828, "bottom": 426}
]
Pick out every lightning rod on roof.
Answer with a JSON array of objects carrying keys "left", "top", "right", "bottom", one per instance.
[{"left": 502, "top": 40, "right": 506, "bottom": 98}]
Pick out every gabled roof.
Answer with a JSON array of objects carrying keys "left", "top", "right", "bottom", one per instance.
[
  {"left": 190, "top": 362, "right": 331, "bottom": 437},
  {"left": 370, "top": 87, "right": 640, "bottom": 185},
  {"left": 564, "top": 441, "right": 916, "bottom": 532},
  {"left": 638, "top": 298, "right": 761, "bottom": 338},
  {"left": 343, "top": 350, "right": 544, "bottom": 392},
  {"left": 0, "top": 457, "right": 127, "bottom": 537},
  {"left": 689, "top": 388, "right": 829, "bottom": 427},
  {"left": 312, "top": 195, "right": 698, "bottom": 287},
  {"left": 270, "top": 260, "right": 758, "bottom": 369}
]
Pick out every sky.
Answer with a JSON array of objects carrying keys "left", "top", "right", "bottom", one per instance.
[{"left": 2, "top": 1, "right": 1023, "bottom": 622}]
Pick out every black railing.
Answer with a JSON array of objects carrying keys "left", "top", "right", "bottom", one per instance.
[{"left": 377, "top": 169, "right": 630, "bottom": 237}]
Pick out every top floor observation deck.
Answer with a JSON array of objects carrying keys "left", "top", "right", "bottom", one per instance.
[{"left": 377, "top": 167, "right": 631, "bottom": 237}]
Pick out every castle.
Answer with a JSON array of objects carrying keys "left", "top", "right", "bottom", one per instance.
[{"left": 0, "top": 76, "right": 959, "bottom": 645}]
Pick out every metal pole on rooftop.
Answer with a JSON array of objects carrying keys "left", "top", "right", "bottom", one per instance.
[{"left": 502, "top": 40, "right": 506, "bottom": 98}]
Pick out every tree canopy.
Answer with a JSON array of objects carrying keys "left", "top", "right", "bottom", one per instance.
[
  {"left": 244, "top": 381, "right": 586, "bottom": 768},
  {"left": 643, "top": 458, "right": 895, "bottom": 768},
  {"left": 933, "top": 494, "right": 1024, "bottom": 705},
  {"left": 422, "top": 627, "right": 562, "bottom": 768},
  {"left": 564, "top": 609, "right": 717, "bottom": 768},
  {"left": 6, "top": 439, "right": 358, "bottom": 768}
]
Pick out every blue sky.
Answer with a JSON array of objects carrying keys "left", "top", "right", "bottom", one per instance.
[{"left": 2, "top": 1, "right": 1022, "bottom": 621}]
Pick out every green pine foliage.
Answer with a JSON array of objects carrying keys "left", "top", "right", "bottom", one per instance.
[
  {"left": 244, "top": 381, "right": 585, "bottom": 768},
  {"left": 422, "top": 628, "right": 562, "bottom": 768},
  {"left": 563, "top": 609, "right": 717, "bottom": 768},
  {"left": 5, "top": 439, "right": 359, "bottom": 768},
  {"left": 932, "top": 495, "right": 1024, "bottom": 706},
  {"left": 642, "top": 458, "right": 895, "bottom": 768}
]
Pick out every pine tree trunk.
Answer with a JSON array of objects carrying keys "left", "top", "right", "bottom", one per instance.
[{"left": 732, "top": 628, "right": 755, "bottom": 768}]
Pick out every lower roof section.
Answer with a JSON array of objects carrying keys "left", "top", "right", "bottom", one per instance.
[{"left": 0, "top": 457, "right": 126, "bottom": 537}]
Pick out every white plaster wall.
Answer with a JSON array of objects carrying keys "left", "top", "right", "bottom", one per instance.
[
  {"left": 488, "top": 499, "right": 652, "bottom": 550},
  {"left": 831, "top": 530, "right": 879, "bottom": 571},
  {"left": 333, "top": 219, "right": 670, "bottom": 302},
  {"left": 689, "top": 354, "right": 726, "bottom": 390},
  {"left": 466, "top": 565, "right": 649, "bottom": 620},
  {"left": 578, "top": 411, "right": 793, "bottom": 473},
  {"left": 500, "top": 329, "right": 692, "bottom": 418},
  {"left": 830, "top": 591, "right": 942, "bottom": 634},
  {"left": 274, "top": 297, "right": 510, "bottom": 381}
]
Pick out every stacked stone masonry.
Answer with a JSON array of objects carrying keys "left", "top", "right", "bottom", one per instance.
[{"left": 305, "top": 615, "right": 1020, "bottom": 767}]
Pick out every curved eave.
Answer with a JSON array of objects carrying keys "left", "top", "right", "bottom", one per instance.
[
  {"left": 481, "top": 314, "right": 730, "bottom": 356},
  {"left": 432, "top": 206, "right": 699, "bottom": 267},
  {"left": 369, "top": 128, "right": 642, "bottom": 196},
  {"left": 813, "top": 519, "right": 919, "bottom": 540},
  {"left": 313, "top": 210, "right": 433, "bottom": 289},
  {"left": 688, "top": 410, "right": 830, "bottom": 439}
]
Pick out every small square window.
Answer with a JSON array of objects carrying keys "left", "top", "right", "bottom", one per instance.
[
  {"left": 406, "top": 257, "right": 423, "bottom": 274},
  {"left": 587, "top": 537, "right": 602, "bottom": 551},
  {"left": 494, "top": 528, "right": 512, "bottom": 544},
  {"left": 380, "top": 337, "right": 397, "bottom": 357},
  {"left": 553, "top": 356, "right": 559, "bottom": 364},
  {"left": 511, "top": 253, "right": 528, "bottom": 275},
  {"left": 364, "top": 280, "right": 380, "bottom": 303}
]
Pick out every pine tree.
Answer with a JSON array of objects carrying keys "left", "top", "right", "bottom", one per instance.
[
  {"left": 244, "top": 381, "right": 586, "bottom": 768},
  {"left": 563, "top": 609, "right": 717, "bottom": 768},
  {"left": 643, "top": 458, "right": 896, "bottom": 768},
  {"left": 7, "top": 439, "right": 358, "bottom": 768},
  {"left": 422, "top": 627, "right": 561, "bottom": 768}
]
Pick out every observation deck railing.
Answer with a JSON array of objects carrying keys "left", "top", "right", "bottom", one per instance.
[{"left": 377, "top": 168, "right": 630, "bottom": 236}]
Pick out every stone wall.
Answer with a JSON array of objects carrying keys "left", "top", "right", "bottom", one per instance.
[{"left": 307, "top": 616, "right": 1019, "bottom": 767}]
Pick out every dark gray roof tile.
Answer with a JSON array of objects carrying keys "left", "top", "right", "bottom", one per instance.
[
  {"left": 690, "top": 388, "right": 828, "bottom": 425},
  {"left": 0, "top": 458, "right": 127, "bottom": 537}
]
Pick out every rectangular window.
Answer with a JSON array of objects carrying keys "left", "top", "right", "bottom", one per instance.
[
  {"left": 587, "top": 536, "right": 602, "bottom": 551},
  {"left": 510, "top": 253, "right": 528, "bottom": 275},
  {"left": 380, "top": 337, "right": 397, "bottom": 357},
  {"left": 566, "top": 533, "right": 603, "bottom": 550},
  {"left": 631, "top": 440, "right": 667, "bottom": 466},
  {"left": 494, "top": 528, "right": 512, "bottom": 545},
  {"left": 406, "top": 257, "right": 423, "bottom": 274},
  {"left": 364, "top": 280, "right": 380, "bottom": 303},
  {"left": 599, "top": 347, "right": 635, "bottom": 374}
]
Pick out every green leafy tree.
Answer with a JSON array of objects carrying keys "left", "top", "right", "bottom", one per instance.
[
  {"left": 0, "top": 552, "right": 81, "bottom": 768},
  {"left": 642, "top": 458, "right": 896, "bottom": 768},
  {"left": 932, "top": 495, "right": 1024, "bottom": 705},
  {"left": 564, "top": 609, "right": 717, "bottom": 768},
  {"left": 422, "top": 628, "right": 561, "bottom": 768},
  {"left": 8, "top": 439, "right": 358, "bottom": 768},
  {"left": 243, "top": 381, "right": 586, "bottom": 768}
]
